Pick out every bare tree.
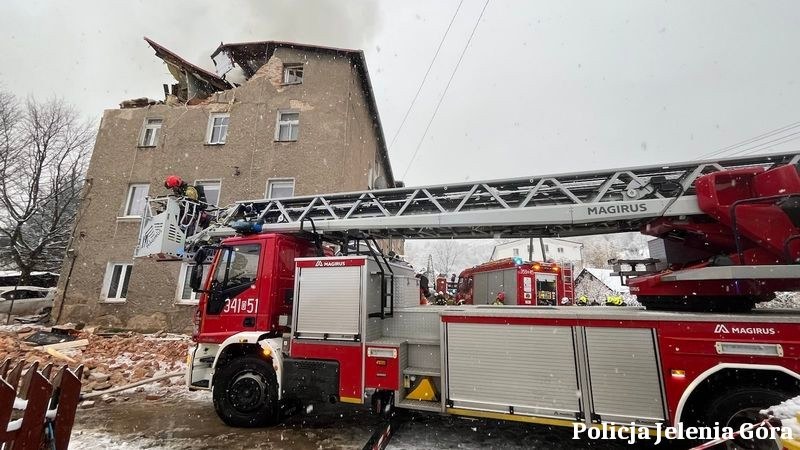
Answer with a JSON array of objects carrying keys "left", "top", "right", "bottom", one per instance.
[
  {"left": 0, "top": 92, "right": 92, "bottom": 283},
  {"left": 431, "top": 240, "right": 464, "bottom": 276}
]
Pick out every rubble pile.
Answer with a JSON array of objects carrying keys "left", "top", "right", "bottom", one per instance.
[{"left": 0, "top": 325, "right": 189, "bottom": 396}]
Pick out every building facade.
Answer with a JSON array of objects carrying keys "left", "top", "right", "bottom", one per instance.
[
  {"left": 490, "top": 238, "right": 583, "bottom": 266},
  {"left": 54, "top": 39, "right": 398, "bottom": 332}
]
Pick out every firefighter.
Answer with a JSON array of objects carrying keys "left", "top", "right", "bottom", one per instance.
[
  {"left": 606, "top": 294, "right": 625, "bottom": 306},
  {"left": 433, "top": 291, "right": 447, "bottom": 305},
  {"left": 416, "top": 271, "right": 430, "bottom": 304},
  {"left": 492, "top": 291, "right": 505, "bottom": 305},
  {"left": 577, "top": 295, "right": 589, "bottom": 306}
]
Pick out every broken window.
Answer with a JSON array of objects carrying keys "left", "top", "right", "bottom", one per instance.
[
  {"left": 206, "top": 113, "right": 229, "bottom": 144},
  {"left": 139, "top": 118, "right": 162, "bottom": 147},
  {"left": 276, "top": 111, "right": 299, "bottom": 141},
  {"left": 283, "top": 64, "right": 304, "bottom": 84},
  {"left": 103, "top": 263, "right": 132, "bottom": 301},
  {"left": 195, "top": 180, "right": 221, "bottom": 206},
  {"left": 266, "top": 179, "right": 295, "bottom": 199},
  {"left": 124, "top": 184, "right": 150, "bottom": 217}
]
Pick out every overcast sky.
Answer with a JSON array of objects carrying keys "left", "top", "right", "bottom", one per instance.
[{"left": 2, "top": 0, "right": 799, "bottom": 187}]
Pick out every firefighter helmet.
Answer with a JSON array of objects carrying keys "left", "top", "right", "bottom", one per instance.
[{"left": 164, "top": 175, "right": 183, "bottom": 189}]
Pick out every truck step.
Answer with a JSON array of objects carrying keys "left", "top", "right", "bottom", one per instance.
[
  {"left": 397, "top": 398, "right": 442, "bottom": 412},
  {"left": 403, "top": 367, "right": 441, "bottom": 377}
]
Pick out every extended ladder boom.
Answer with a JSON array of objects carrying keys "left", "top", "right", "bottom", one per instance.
[
  {"left": 230, "top": 151, "right": 800, "bottom": 239},
  {"left": 135, "top": 151, "right": 800, "bottom": 259}
]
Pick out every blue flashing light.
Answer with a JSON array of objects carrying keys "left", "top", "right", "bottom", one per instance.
[
  {"left": 230, "top": 220, "right": 263, "bottom": 234},
  {"left": 512, "top": 257, "right": 524, "bottom": 265}
]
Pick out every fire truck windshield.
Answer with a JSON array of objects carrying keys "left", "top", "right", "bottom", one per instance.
[{"left": 206, "top": 244, "right": 261, "bottom": 314}]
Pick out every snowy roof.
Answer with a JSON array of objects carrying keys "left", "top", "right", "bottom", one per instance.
[{"left": 582, "top": 268, "right": 629, "bottom": 293}]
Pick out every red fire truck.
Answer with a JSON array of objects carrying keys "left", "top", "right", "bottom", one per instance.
[
  {"left": 455, "top": 257, "right": 574, "bottom": 305},
  {"left": 134, "top": 152, "right": 800, "bottom": 447}
]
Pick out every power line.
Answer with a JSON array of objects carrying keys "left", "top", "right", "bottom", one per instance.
[
  {"left": 388, "top": 0, "right": 465, "bottom": 150},
  {"left": 402, "top": 0, "right": 490, "bottom": 180},
  {"left": 724, "top": 129, "right": 800, "bottom": 158},
  {"left": 698, "top": 120, "right": 800, "bottom": 160}
]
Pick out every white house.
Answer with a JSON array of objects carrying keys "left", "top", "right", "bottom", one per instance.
[{"left": 490, "top": 238, "right": 583, "bottom": 265}]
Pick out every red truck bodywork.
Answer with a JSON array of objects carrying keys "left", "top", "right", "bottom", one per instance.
[{"left": 456, "top": 258, "right": 574, "bottom": 305}]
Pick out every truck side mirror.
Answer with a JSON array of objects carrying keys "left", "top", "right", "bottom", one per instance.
[{"left": 189, "top": 264, "right": 205, "bottom": 291}]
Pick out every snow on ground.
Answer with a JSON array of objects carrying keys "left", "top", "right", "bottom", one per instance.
[{"left": 69, "top": 430, "right": 171, "bottom": 450}]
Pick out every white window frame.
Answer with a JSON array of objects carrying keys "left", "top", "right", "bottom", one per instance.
[
  {"left": 205, "top": 113, "right": 230, "bottom": 145},
  {"left": 101, "top": 262, "right": 132, "bottom": 303},
  {"left": 139, "top": 118, "right": 162, "bottom": 147},
  {"left": 122, "top": 183, "right": 150, "bottom": 218},
  {"left": 194, "top": 179, "right": 222, "bottom": 207},
  {"left": 283, "top": 64, "right": 304, "bottom": 84},
  {"left": 266, "top": 178, "right": 295, "bottom": 199},
  {"left": 175, "top": 262, "right": 209, "bottom": 305},
  {"left": 275, "top": 110, "right": 300, "bottom": 142}
]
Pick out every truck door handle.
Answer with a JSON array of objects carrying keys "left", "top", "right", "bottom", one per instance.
[{"left": 243, "top": 316, "right": 256, "bottom": 327}]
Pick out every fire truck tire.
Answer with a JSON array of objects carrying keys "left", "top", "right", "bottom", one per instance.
[
  {"left": 213, "top": 356, "right": 279, "bottom": 428},
  {"left": 639, "top": 296, "right": 755, "bottom": 313},
  {"left": 703, "top": 387, "right": 789, "bottom": 450}
]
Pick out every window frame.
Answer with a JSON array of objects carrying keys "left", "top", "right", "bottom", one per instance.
[
  {"left": 175, "top": 262, "right": 209, "bottom": 305},
  {"left": 194, "top": 179, "right": 222, "bottom": 207},
  {"left": 266, "top": 178, "right": 295, "bottom": 199},
  {"left": 282, "top": 64, "right": 304, "bottom": 85},
  {"left": 122, "top": 183, "right": 150, "bottom": 218},
  {"left": 205, "top": 113, "right": 230, "bottom": 145},
  {"left": 101, "top": 262, "right": 133, "bottom": 303},
  {"left": 139, "top": 118, "right": 163, "bottom": 147},
  {"left": 275, "top": 110, "right": 300, "bottom": 142}
]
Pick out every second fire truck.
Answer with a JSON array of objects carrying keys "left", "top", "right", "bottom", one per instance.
[{"left": 455, "top": 257, "right": 575, "bottom": 306}]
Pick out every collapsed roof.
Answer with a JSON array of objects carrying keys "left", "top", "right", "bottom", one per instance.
[{"left": 141, "top": 37, "right": 394, "bottom": 185}]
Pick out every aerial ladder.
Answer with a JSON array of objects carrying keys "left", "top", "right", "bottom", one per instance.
[{"left": 136, "top": 150, "right": 800, "bottom": 311}]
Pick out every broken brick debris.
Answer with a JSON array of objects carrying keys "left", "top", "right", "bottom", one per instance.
[{"left": 1, "top": 326, "right": 189, "bottom": 396}]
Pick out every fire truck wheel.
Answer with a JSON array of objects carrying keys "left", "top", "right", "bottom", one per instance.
[
  {"left": 704, "top": 387, "right": 788, "bottom": 450},
  {"left": 213, "top": 356, "right": 279, "bottom": 428},
  {"left": 370, "top": 390, "right": 394, "bottom": 419}
]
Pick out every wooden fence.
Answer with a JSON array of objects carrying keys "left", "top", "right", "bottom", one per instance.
[{"left": 0, "top": 359, "right": 83, "bottom": 449}]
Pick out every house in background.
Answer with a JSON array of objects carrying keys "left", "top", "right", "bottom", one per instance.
[
  {"left": 54, "top": 38, "right": 399, "bottom": 332},
  {"left": 490, "top": 238, "right": 583, "bottom": 266},
  {"left": 574, "top": 268, "right": 637, "bottom": 305}
]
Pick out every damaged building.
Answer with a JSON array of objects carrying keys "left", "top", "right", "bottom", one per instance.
[{"left": 54, "top": 37, "right": 399, "bottom": 332}]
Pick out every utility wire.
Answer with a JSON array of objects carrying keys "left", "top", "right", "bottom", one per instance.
[
  {"left": 724, "top": 129, "right": 800, "bottom": 158},
  {"left": 402, "top": 0, "right": 491, "bottom": 180},
  {"left": 388, "top": 0, "right": 465, "bottom": 150},
  {"left": 698, "top": 120, "right": 800, "bottom": 160}
]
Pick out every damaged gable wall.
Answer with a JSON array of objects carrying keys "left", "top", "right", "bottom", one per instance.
[{"left": 55, "top": 46, "right": 394, "bottom": 332}]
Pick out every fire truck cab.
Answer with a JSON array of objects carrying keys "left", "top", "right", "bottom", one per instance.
[{"left": 456, "top": 257, "right": 574, "bottom": 306}]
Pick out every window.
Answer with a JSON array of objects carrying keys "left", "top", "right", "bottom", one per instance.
[
  {"left": 266, "top": 179, "right": 295, "bottom": 199},
  {"left": 139, "top": 118, "right": 162, "bottom": 147},
  {"left": 103, "top": 263, "right": 132, "bottom": 302},
  {"left": 283, "top": 64, "right": 303, "bottom": 84},
  {"left": 275, "top": 111, "right": 299, "bottom": 142},
  {"left": 513, "top": 248, "right": 520, "bottom": 256},
  {"left": 176, "top": 263, "right": 209, "bottom": 305},
  {"left": 558, "top": 247, "right": 565, "bottom": 254},
  {"left": 195, "top": 180, "right": 221, "bottom": 207},
  {"left": 206, "top": 114, "right": 229, "bottom": 144},
  {"left": 545, "top": 245, "right": 550, "bottom": 252},
  {"left": 124, "top": 184, "right": 150, "bottom": 217}
]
